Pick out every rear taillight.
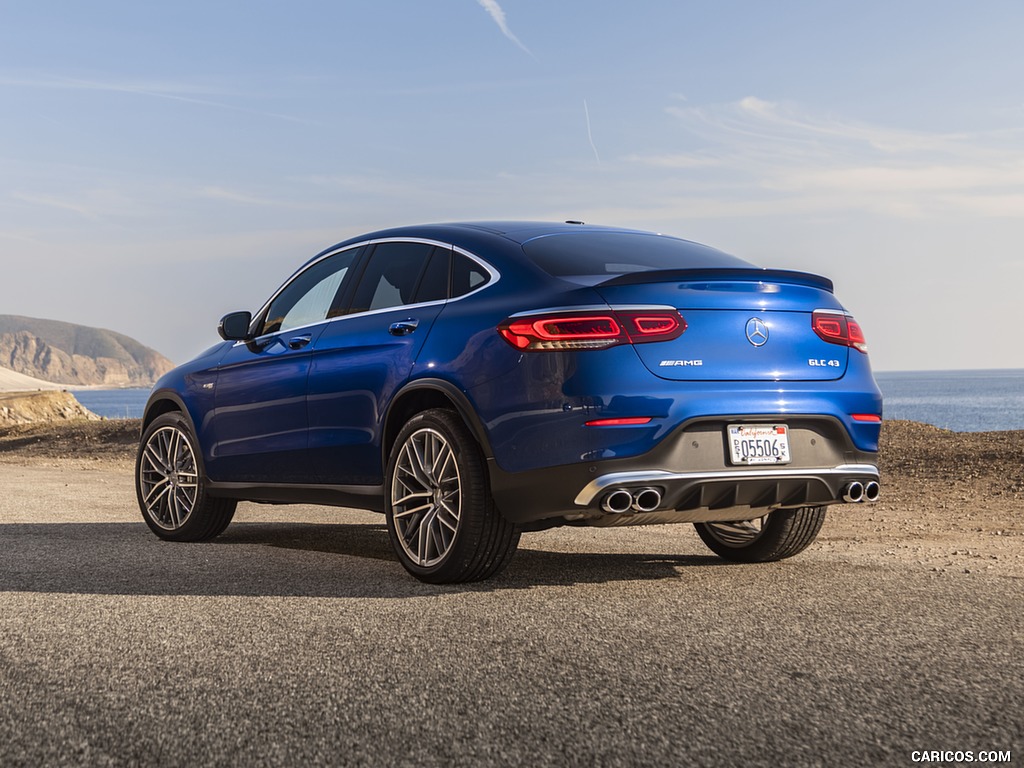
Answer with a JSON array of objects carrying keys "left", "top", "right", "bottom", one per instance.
[
  {"left": 812, "top": 310, "right": 867, "bottom": 353},
  {"left": 498, "top": 309, "right": 686, "bottom": 351}
]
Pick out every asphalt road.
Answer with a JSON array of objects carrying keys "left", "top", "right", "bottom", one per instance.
[{"left": 1, "top": 462, "right": 1021, "bottom": 767}]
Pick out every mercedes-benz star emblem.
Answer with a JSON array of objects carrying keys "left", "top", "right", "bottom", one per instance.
[{"left": 745, "top": 317, "right": 769, "bottom": 347}]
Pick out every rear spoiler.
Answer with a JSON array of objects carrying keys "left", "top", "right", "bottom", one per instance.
[{"left": 598, "top": 268, "right": 834, "bottom": 293}]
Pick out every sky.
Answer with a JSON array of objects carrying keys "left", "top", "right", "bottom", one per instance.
[{"left": 2, "top": 0, "right": 1023, "bottom": 371}]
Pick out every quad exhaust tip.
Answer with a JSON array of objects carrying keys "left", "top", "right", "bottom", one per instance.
[
  {"left": 601, "top": 487, "right": 663, "bottom": 514},
  {"left": 864, "top": 481, "right": 880, "bottom": 503},
  {"left": 601, "top": 489, "right": 634, "bottom": 514},
  {"left": 842, "top": 481, "right": 864, "bottom": 503},
  {"left": 632, "top": 488, "right": 662, "bottom": 513},
  {"left": 843, "top": 481, "right": 880, "bottom": 503}
]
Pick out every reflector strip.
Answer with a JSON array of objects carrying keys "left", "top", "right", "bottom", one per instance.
[
  {"left": 851, "top": 414, "right": 881, "bottom": 423},
  {"left": 584, "top": 417, "right": 653, "bottom": 427}
]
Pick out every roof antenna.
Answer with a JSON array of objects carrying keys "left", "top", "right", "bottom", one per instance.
[{"left": 565, "top": 220, "right": 585, "bottom": 225}]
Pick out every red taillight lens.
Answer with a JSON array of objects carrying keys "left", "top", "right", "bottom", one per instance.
[
  {"left": 499, "top": 315, "right": 623, "bottom": 350},
  {"left": 812, "top": 310, "right": 868, "bottom": 353},
  {"left": 847, "top": 320, "right": 865, "bottom": 349},
  {"left": 619, "top": 311, "right": 686, "bottom": 341},
  {"left": 531, "top": 316, "right": 621, "bottom": 340},
  {"left": 498, "top": 309, "right": 685, "bottom": 351}
]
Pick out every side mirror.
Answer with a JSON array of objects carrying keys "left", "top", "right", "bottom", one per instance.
[{"left": 218, "top": 311, "right": 253, "bottom": 341}]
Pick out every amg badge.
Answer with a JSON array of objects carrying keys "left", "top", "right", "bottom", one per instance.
[{"left": 660, "top": 359, "right": 703, "bottom": 367}]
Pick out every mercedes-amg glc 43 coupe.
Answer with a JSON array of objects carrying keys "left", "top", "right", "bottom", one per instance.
[{"left": 136, "top": 222, "right": 882, "bottom": 582}]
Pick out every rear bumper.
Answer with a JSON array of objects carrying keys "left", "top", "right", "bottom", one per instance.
[
  {"left": 488, "top": 413, "right": 879, "bottom": 525},
  {"left": 468, "top": 345, "right": 883, "bottom": 475}
]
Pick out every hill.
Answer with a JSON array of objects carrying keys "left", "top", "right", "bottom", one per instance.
[
  {"left": 0, "top": 366, "right": 61, "bottom": 392},
  {"left": 0, "top": 315, "right": 174, "bottom": 387}
]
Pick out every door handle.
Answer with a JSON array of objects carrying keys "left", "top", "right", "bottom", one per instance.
[
  {"left": 388, "top": 319, "right": 419, "bottom": 336},
  {"left": 288, "top": 334, "right": 312, "bottom": 350}
]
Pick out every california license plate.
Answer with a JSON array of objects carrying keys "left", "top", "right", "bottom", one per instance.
[{"left": 727, "top": 424, "right": 791, "bottom": 465}]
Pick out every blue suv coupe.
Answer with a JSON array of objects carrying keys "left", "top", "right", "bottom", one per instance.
[{"left": 136, "top": 222, "right": 882, "bottom": 583}]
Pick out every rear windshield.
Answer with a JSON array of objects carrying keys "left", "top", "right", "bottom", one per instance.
[{"left": 521, "top": 232, "right": 750, "bottom": 279}]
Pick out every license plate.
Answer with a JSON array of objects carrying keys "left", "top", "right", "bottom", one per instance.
[{"left": 727, "top": 424, "right": 791, "bottom": 465}]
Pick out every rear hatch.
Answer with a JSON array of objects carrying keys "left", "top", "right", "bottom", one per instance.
[
  {"left": 517, "top": 230, "right": 849, "bottom": 382},
  {"left": 593, "top": 269, "right": 848, "bottom": 382}
]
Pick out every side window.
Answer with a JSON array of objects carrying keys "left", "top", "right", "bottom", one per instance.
[
  {"left": 260, "top": 247, "right": 360, "bottom": 336},
  {"left": 451, "top": 251, "right": 490, "bottom": 298},
  {"left": 348, "top": 242, "right": 436, "bottom": 314},
  {"left": 413, "top": 247, "right": 450, "bottom": 304}
]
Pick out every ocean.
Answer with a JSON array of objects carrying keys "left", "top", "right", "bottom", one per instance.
[
  {"left": 874, "top": 369, "right": 1024, "bottom": 433},
  {"left": 69, "top": 369, "right": 1024, "bottom": 433},
  {"left": 71, "top": 388, "right": 151, "bottom": 420}
]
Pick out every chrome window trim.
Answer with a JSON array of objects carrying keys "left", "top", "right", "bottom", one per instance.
[{"left": 239, "top": 237, "right": 501, "bottom": 346}]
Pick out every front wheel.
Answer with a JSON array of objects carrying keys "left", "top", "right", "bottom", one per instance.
[
  {"left": 385, "top": 409, "right": 520, "bottom": 583},
  {"left": 135, "top": 412, "right": 236, "bottom": 542},
  {"left": 694, "top": 506, "right": 826, "bottom": 563}
]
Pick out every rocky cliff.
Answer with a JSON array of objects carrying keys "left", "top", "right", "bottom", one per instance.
[{"left": 0, "top": 315, "right": 174, "bottom": 387}]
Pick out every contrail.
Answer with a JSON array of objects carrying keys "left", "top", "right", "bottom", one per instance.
[
  {"left": 476, "top": 0, "right": 533, "bottom": 57},
  {"left": 584, "top": 99, "right": 601, "bottom": 164}
]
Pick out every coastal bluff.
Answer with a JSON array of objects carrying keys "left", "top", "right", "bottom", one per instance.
[
  {"left": 0, "top": 390, "right": 99, "bottom": 426},
  {"left": 0, "top": 315, "right": 173, "bottom": 387}
]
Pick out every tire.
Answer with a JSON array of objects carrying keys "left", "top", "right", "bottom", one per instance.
[
  {"left": 135, "top": 412, "right": 236, "bottom": 542},
  {"left": 385, "top": 409, "right": 520, "bottom": 583},
  {"left": 694, "top": 506, "right": 826, "bottom": 563}
]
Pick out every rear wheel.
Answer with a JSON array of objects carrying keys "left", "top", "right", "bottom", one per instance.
[
  {"left": 136, "top": 412, "right": 236, "bottom": 541},
  {"left": 385, "top": 409, "right": 520, "bottom": 583},
  {"left": 694, "top": 506, "right": 826, "bottom": 562}
]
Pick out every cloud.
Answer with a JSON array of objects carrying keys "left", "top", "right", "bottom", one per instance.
[
  {"left": 0, "top": 72, "right": 312, "bottom": 123},
  {"left": 629, "top": 97, "right": 1024, "bottom": 219},
  {"left": 9, "top": 188, "right": 155, "bottom": 220},
  {"left": 10, "top": 191, "right": 96, "bottom": 217},
  {"left": 476, "top": 0, "right": 533, "bottom": 57},
  {"left": 198, "top": 186, "right": 291, "bottom": 207}
]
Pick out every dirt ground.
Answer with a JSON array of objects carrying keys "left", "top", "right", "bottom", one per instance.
[
  {"left": 1, "top": 417, "right": 1021, "bottom": 577},
  {"left": 1, "top": 417, "right": 1021, "bottom": 766}
]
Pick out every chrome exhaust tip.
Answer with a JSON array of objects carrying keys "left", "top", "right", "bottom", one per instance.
[
  {"left": 842, "top": 481, "right": 865, "bottom": 503},
  {"left": 601, "top": 489, "right": 634, "bottom": 514},
  {"left": 632, "top": 487, "right": 662, "bottom": 513},
  {"left": 863, "top": 481, "right": 880, "bottom": 503}
]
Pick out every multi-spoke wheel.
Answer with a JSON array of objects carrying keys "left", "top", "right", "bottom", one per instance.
[
  {"left": 391, "top": 427, "right": 462, "bottom": 567},
  {"left": 694, "top": 506, "right": 826, "bottom": 563},
  {"left": 135, "top": 412, "right": 236, "bottom": 542},
  {"left": 385, "top": 409, "right": 519, "bottom": 583}
]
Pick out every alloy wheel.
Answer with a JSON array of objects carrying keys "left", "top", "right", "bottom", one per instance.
[
  {"left": 390, "top": 427, "right": 462, "bottom": 567},
  {"left": 138, "top": 425, "right": 199, "bottom": 531}
]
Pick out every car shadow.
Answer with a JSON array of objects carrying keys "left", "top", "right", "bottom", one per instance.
[{"left": 0, "top": 521, "right": 727, "bottom": 599}]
